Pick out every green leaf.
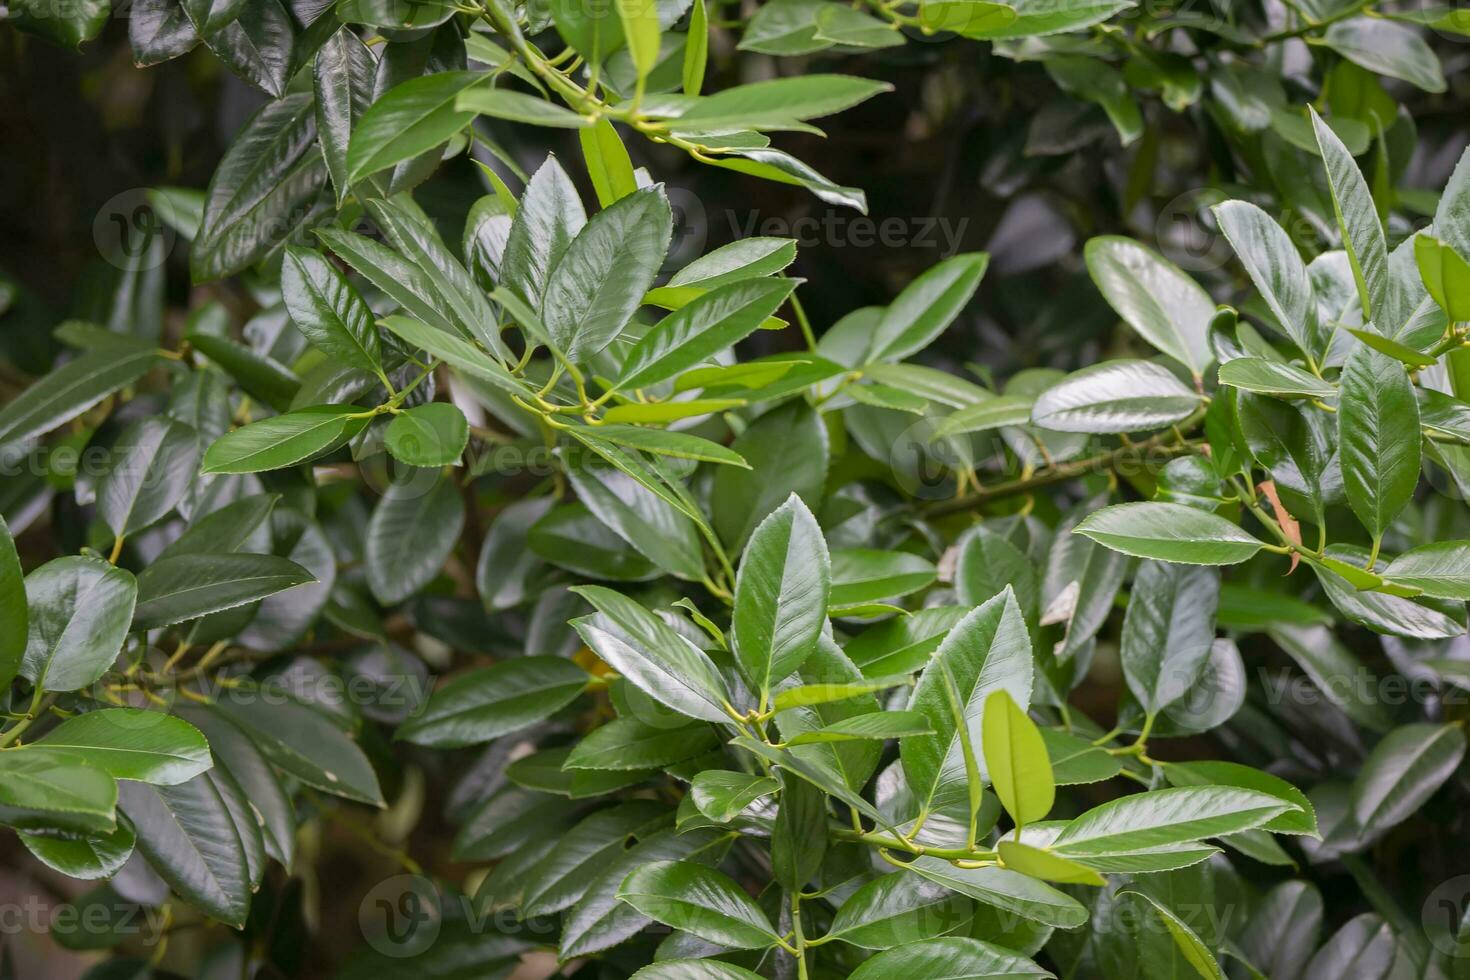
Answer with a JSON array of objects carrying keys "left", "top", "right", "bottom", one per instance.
[
  {"left": 118, "top": 774, "right": 257, "bottom": 927},
  {"left": 674, "top": 75, "right": 892, "bottom": 132},
  {"left": 631, "top": 962, "right": 762, "bottom": 979},
  {"left": 456, "top": 87, "right": 592, "bottom": 128},
  {"left": 1161, "top": 760, "right": 1317, "bottom": 835},
  {"left": 1338, "top": 345, "right": 1419, "bottom": 542},
  {"left": 712, "top": 400, "right": 828, "bottom": 550},
  {"left": 785, "top": 710, "right": 933, "bottom": 744},
  {"left": 564, "top": 717, "right": 718, "bottom": 770},
  {"left": 531, "top": 502, "right": 657, "bottom": 581},
  {"left": 378, "top": 315, "right": 520, "bottom": 394},
  {"left": 1311, "top": 107, "right": 1389, "bottom": 323},
  {"left": 1120, "top": 561, "right": 1220, "bottom": 715},
  {"left": 522, "top": 801, "right": 671, "bottom": 916},
  {"left": 670, "top": 238, "right": 798, "bottom": 290},
  {"left": 544, "top": 185, "right": 672, "bottom": 363},
  {"left": 571, "top": 585, "right": 731, "bottom": 722},
  {"left": 191, "top": 93, "right": 326, "bottom": 281},
  {"left": 31, "top": 709, "right": 211, "bottom": 785},
  {"left": 316, "top": 230, "right": 464, "bottom": 346},
  {"left": 567, "top": 452, "right": 705, "bottom": 580},
  {"left": 1213, "top": 200, "right": 1324, "bottom": 360},
  {"left": 1345, "top": 327, "right": 1437, "bottom": 368},
  {"left": 0, "top": 346, "right": 161, "bottom": 450},
  {"left": 1031, "top": 360, "right": 1200, "bottom": 433},
  {"left": 903, "top": 587, "right": 1033, "bottom": 812},
  {"left": 1042, "top": 728, "right": 1123, "bottom": 785},
  {"left": 619, "top": 277, "right": 798, "bottom": 389},
  {"left": 202, "top": 406, "right": 368, "bottom": 474},
  {"left": 616, "top": 0, "right": 661, "bottom": 81},
  {"left": 1268, "top": 623, "right": 1395, "bottom": 730},
  {"left": 1122, "top": 891, "right": 1226, "bottom": 980},
  {"left": 865, "top": 253, "right": 989, "bottom": 362},
  {"left": 1351, "top": 722, "right": 1466, "bottom": 838},
  {"left": 733, "top": 493, "right": 830, "bottom": 697},
  {"left": 133, "top": 553, "right": 313, "bottom": 629},
  {"left": 995, "top": 840, "right": 1105, "bottom": 885},
  {"left": 771, "top": 771, "right": 826, "bottom": 891},
  {"left": 825, "top": 873, "right": 974, "bottom": 949},
  {"left": 1323, "top": 17, "right": 1446, "bottom": 94},
  {"left": 500, "top": 155, "right": 587, "bottom": 308},
  {"left": 1052, "top": 786, "right": 1296, "bottom": 855},
  {"left": 19, "top": 822, "right": 135, "bottom": 881},
  {"left": 0, "top": 517, "right": 24, "bottom": 690},
  {"left": 1383, "top": 541, "right": 1470, "bottom": 599},
  {"left": 1216, "top": 358, "right": 1336, "bottom": 399},
  {"left": 9, "top": 0, "right": 108, "bottom": 47},
  {"left": 816, "top": 4, "right": 908, "bottom": 46},
  {"left": 98, "top": 417, "right": 200, "bottom": 538},
  {"left": 772, "top": 674, "right": 912, "bottom": 711},
  {"left": 281, "top": 246, "right": 382, "bottom": 376},
  {"left": 173, "top": 702, "right": 295, "bottom": 865},
  {"left": 22, "top": 557, "right": 136, "bottom": 693},
  {"left": 933, "top": 395, "right": 1034, "bottom": 438},
  {"left": 600, "top": 398, "right": 745, "bottom": 423},
  {"left": 0, "top": 753, "right": 117, "bottom": 836},
  {"left": 847, "top": 937, "right": 1050, "bottom": 980},
  {"left": 365, "top": 471, "right": 464, "bottom": 604},
  {"left": 365, "top": 197, "right": 509, "bottom": 359},
  {"left": 617, "top": 860, "right": 780, "bottom": 948},
  {"left": 1074, "top": 502, "right": 1265, "bottom": 564},
  {"left": 689, "top": 770, "right": 780, "bottom": 822},
  {"left": 560, "top": 827, "right": 732, "bottom": 957},
  {"left": 905, "top": 858, "right": 1088, "bottom": 928},
  {"left": 397, "top": 657, "right": 590, "bottom": 748},
  {"left": 683, "top": 0, "right": 708, "bottom": 94},
  {"left": 831, "top": 549, "right": 936, "bottom": 605},
  {"left": 346, "top": 71, "right": 486, "bottom": 186},
  {"left": 1415, "top": 233, "right": 1470, "bottom": 322},
  {"left": 580, "top": 118, "right": 639, "bottom": 207},
  {"left": 574, "top": 424, "right": 748, "bottom": 467},
  {"left": 385, "top": 403, "right": 469, "bottom": 467},
  {"left": 1085, "top": 237, "right": 1214, "bottom": 377},
  {"left": 186, "top": 331, "right": 299, "bottom": 411},
  {"left": 982, "top": 689, "right": 1054, "bottom": 829},
  {"left": 130, "top": 0, "right": 200, "bottom": 66},
  {"left": 211, "top": 690, "right": 383, "bottom": 805},
  {"left": 314, "top": 28, "right": 376, "bottom": 205}
]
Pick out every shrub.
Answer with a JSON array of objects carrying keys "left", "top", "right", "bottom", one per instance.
[{"left": 2, "top": 2, "right": 1469, "bottom": 978}]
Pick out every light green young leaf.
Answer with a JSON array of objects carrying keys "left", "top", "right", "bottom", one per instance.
[{"left": 981, "top": 689, "right": 1054, "bottom": 829}]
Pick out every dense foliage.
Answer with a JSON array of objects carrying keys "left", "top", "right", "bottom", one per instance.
[{"left": 3, "top": 0, "right": 1470, "bottom": 977}]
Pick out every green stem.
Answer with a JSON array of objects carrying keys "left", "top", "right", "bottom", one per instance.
[{"left": 927, "top": 408, "right": 1206, "bottom": 517}]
